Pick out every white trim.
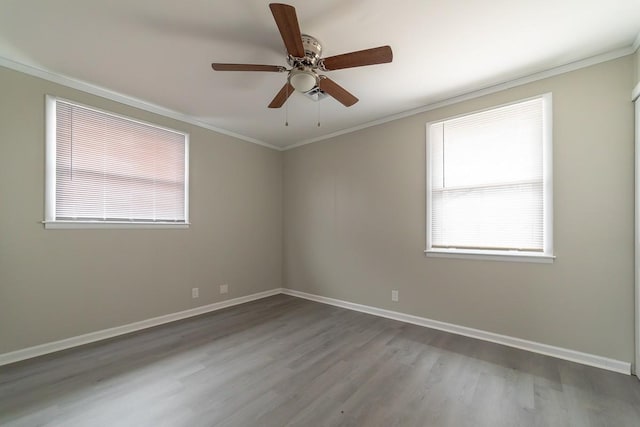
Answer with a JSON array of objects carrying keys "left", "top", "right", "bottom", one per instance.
[
  {"left": 635, "top": 99, "right": 640, "bottom": 378},
  {"left": 633, "top": 82, "right": 640, "bottom": 103},
  {"left": 1, "top": 287, "right": 631, "bottom": 375},
  {"left": 42, "top": 221, "right": 190, "bottom": 229},
  {"left": 44, "top": 95, "right": 191, "bottom": 227},
  {"left": 0, "top": 56, "right": 281, "bottom": 151},
  {"left": 424, "top": 94, "right": 554, "bottom": 261},
  {"left": 542, "top": 93, "right": 554, "bottom": 256},
  {"left": 0, "top": 288, "right": 283, "bottom": 367},
  {"left": 284, "top": 47, "right": 634, "bottom": 150},
  {"left": 281, "top": 289, "right": 631, "bottom": 375},
  {"left": 184, "top": 134, "right": 191, "bottom": 223},
  {"left": 424, "top": 249, "right": 555, "bottom": 263},
  {"left": 632, "top": 31, "right": 640, "bottom": 52},
  {"left": 44, "top": 95, "right": 57, "bottom": 222}
]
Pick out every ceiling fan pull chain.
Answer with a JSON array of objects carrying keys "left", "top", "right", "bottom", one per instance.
[
  {"left": 285, "top": 84, "right": 289, "bottom": 126},
  {"left": 317, "top": 98, "right": 320, "bottom": 127}
]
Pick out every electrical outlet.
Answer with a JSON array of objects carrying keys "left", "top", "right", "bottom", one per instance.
[
  {"left": 220, "top": 283, "right": 228, "bottom": 294},
  {"left": 192, "top": 288, "right": 199, "bottom": 299},
  {"left": 391, "top": 290, "right": 399, "bottom": 302}
]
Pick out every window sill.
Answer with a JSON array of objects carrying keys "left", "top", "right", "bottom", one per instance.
[
  {"left": 424, "top": 249, "right": 555, "bottom": 263},
  {"left": 43, "top": 221, "right": 189, "bottom": 229}
]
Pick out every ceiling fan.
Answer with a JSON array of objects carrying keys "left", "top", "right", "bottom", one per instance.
[{"left": 211, "top": 3, "right": 393, "bottom": 108}]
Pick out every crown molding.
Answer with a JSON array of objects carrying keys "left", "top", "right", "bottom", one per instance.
[
  {"left": 1, "top": 42, "right": 636, "bottom": 153},
  {"left": 284, "top": 45, "right": 635, "bottom": 150},
  {"left": 0, "top": 56, "right": 282, "bottom": 151}
]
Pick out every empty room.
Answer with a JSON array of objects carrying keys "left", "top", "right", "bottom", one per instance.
[{"left": 2, "top": 0, "right": 640, "bottom": 426}]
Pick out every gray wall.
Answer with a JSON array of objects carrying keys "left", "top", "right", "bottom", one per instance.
[
  {"left": 283, "top": 56, "right": 635, "bottom": 362},
  {"left": 1, "top": 54, "right": 636, "bottom": 363},
  {"left": 0, "top": 66, "right": 283, "bottom": 354}
]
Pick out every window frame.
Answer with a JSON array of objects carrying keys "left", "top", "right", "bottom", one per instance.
[
  {"left": 425, "top": 93, "right": 554, "bottom": 263},
  {"left": 44, "top": 95, "right": 190, "bottom": 229}
]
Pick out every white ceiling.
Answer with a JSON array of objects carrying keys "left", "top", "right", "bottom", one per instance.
[{"left": 1, "top": 0, "right": 639, "bottom": 149}]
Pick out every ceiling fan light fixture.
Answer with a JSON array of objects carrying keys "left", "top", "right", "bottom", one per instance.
[{"left": 288, "top": 69, "right": 318, "bottom": 93}]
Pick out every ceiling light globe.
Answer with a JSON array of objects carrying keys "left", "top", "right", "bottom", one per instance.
[{"left": 289, "top": 70, "right": 318, "bottom": 93}]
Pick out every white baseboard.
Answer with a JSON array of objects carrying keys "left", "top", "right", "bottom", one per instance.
[
  {"left": 1, "top": 287, "right": 631, "bottom": 375},
  {"left": 281, "top": 289, "right": 631, "bottom": 375},
  {"left": 0, "top": 288, "right": 283, "bottom": 367}
]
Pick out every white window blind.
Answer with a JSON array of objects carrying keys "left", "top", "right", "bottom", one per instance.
[
  {"left": 426, "top": 95, "right": 552, "bottom": 258},
  {"left": 46, "top": 97, "right": 188, "bottom": 227}
]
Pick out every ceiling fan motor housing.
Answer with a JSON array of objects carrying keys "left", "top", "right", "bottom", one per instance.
[
  {"left": 286, "top": 34, "right": 323, "bottom": 93},
  {"left": 287, "top": 34, "right": 322, "bottom": 67},
  {"left": 302, "top": 34, "right": 322, "bottom": 62}
]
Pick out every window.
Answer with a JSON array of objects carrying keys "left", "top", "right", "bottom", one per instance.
[
  {"left": 426, "top": 94, "right": 553, "bottom": 262},
  {"left": 45, "top": 96, "right": 189, "bottom": 228}
]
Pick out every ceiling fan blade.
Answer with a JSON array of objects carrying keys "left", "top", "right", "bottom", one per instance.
[
  {"left": 269, "top": 3, "right": 305, "bottom": 58},
  {"left": 319, "top": 78, "right": 358, "bottom": 107},
  {"left": 268, "top": 83, "right": 295, "bottom": 108},
  {"left": 211, "top": 63, "right": 286, "bottom": 72},
  {"left": 321, "top": 46, "right": 393, "bottom": 71}
]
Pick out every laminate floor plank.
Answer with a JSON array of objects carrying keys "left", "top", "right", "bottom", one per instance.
[{"left": 1, "top": 295, "right": 639, "bottom": 427}]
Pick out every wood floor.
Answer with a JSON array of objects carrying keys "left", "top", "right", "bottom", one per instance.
[{"left": 1, "top": 295, "right": 639, "bottom": 427}]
